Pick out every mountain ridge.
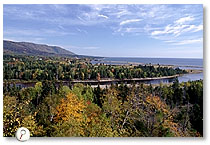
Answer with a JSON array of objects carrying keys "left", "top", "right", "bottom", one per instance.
[{"left": 3, "top": 40, "right": 76, "bottom": 57}]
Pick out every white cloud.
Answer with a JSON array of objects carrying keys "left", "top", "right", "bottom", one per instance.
[
  {"left": 151, "top": 23, "right": 202, "bottom": 37},
  {"left": 192, "top": 24, "right": 203, "bottom": 32},
  {"left": 151, "top": 24, "right": 191, "bottom": 36},
  {"left": 98, "top": 14, "right": 109, "bottom": 19},
  {"left": 174, "top": 38, "right": 203, "bottom": 45},
  {"left": 149, "top": 14, "right": 203, "bottom": 46},
  {"left": 125, "top": 27, "right": 143, "bottom": 33},
  {"left": 175, "top": 16, "right": 194, "bottom": 24},
  {"left": 120, "top": 19, "right": 142, "bottom": 25},
  {"left": 165, "top": 38, "right": 203, "bottom": 45},
  {"left": 115, "top": 9, "right": 131, "bottom": 18},
  {"left": 151, "top": 30, "right": 165, "bottom": 36}
]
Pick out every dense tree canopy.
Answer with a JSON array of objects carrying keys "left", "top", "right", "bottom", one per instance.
[
  {"left": 4, "top": 55, "right": 186, "bottom": 81},
  {"left": 3, "top": 79, "right": 203, "bottom": 137}
]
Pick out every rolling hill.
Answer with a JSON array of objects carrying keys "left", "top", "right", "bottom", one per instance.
[{"left": 3, "top": 40, "right": 76, "bottom": 57}]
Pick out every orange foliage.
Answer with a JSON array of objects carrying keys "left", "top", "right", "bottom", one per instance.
[
  {"left": 145, "top": 95, "right": 185, "bottom": 137},
  {"left": 145, "top": 95, "right": 169, "bottom": 114}
]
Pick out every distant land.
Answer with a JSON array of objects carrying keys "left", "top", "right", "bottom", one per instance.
[{"left": 3, "top": 40, "right": 101, "bottom": 58}]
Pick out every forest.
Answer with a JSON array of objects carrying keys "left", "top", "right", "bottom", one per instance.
[
  {"left": 3, "top": 55, "right": 203, "bottom": 137},
  {"left": 3, "top": 79, "right": 203, "bottom": 137},
  {"left": 4, "top": 55, "right": 186, "bottom": 81}
]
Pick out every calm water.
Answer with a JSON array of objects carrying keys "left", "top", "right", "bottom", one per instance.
[
  {"left": 11, "top": 72, "right": 203, "bottom": 88},
  {"left": 178, "top": 72, "right": 203, "bottom": 82},
  {"left": 12, "top": 73, "right": 203, "bottom": 89},
  {"left": 146, "top": 73, "right": 203, "bottom": 84},
  {"left": 93, "top": 57, "right": 203, "bottom": 67}
]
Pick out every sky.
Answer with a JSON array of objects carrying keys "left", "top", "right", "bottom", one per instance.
[{"left": 3, "top": 4, "right": 203, "bottom": 58}]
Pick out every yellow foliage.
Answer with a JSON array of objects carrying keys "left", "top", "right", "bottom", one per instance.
[
  {"left": 53, "top": 92, "right": 114, "bottom": 137},
  {"left": 3, "top": 95, "right": 44, "bottom": 137},
  {"left": 54, "top": 92, "right": 86, "bottom": 123},
  {"left": 22, "top": 114, "right": 45, "bottom": 136},
  {"left": 3, "top": 96, "right": 21, "bottom": 137}
]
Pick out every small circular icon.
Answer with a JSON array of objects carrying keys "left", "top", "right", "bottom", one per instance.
[{"left": 16, "top": 127, "right": 30, "bottom": 142}]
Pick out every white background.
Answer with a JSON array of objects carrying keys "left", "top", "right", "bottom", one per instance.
[{"left": 0, "top": 0, "right": 208, "bottom": 145}]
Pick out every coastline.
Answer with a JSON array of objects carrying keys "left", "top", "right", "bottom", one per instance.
[{"left": 92, "top": 60, "right": 203, "bottom": 69}]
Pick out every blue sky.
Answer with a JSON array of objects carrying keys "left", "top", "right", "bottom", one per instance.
[{"left": 3, "top": 4, "right": 203, "bottom": 58}]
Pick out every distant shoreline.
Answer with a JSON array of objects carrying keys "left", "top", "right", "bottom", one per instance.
[{"left": 91, "top": 60, "right": 203, "bottom": 69}]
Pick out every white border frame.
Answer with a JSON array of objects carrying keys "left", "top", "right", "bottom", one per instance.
[{"left": 0, "top": 0, "right": 209, "bottom": 145}]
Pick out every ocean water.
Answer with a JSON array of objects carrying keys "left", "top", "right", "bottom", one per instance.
[{"left": 93, "top": 57, "right": 203, "bottom": 67}]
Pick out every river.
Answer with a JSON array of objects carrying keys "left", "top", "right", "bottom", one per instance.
[{"left": 6, "top": 72, "right": 203, "bottom": 89}]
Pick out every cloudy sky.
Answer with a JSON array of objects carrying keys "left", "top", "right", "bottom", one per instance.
[{"left": 3, "top": 4, "right": 203, "bottom": 58}]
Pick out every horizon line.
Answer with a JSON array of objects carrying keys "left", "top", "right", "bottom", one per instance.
[{"left": 3, "top": 39, "right": 203, "bottom": 59}]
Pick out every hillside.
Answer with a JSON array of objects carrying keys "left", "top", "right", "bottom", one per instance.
[{"left": 3, "top": 40, "right": 76, "bottom": 57}]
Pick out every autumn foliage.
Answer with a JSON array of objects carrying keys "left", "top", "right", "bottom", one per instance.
[{"left": 3, "top": 80, "right": 203, "bottom": 137}]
